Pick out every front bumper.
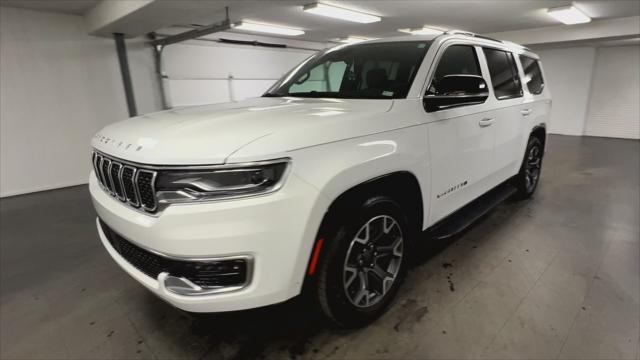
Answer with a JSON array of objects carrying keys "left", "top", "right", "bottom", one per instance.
[{"left": 90, "top": 171, "right": 327, "bottom": 312}]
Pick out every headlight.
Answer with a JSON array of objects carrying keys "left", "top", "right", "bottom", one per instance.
[{"left": 155, "top": 159, "right": 290, "bottom": 204}]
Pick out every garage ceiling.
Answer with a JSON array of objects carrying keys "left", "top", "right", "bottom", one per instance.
[
  {"left": 112, "top": 0, "right": 640, "bottom": 41},
  {"left": 2, "top": 0, "right": 638, "bottom": 42},
  {"left": 0, "top": 0, "right": 100, "bottom": 15}
]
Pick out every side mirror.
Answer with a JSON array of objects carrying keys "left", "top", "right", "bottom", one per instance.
[{"left": 424, "top": 74, "right": 489, "bottom": 112}]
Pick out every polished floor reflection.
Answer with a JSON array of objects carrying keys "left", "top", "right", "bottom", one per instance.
[{"left": 1, "top": 135, "right": 638, "bottom": 359}]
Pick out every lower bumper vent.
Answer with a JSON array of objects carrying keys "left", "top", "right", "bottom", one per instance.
[{"left": 99, "top": 220, "right": 248, "bottom": 289}]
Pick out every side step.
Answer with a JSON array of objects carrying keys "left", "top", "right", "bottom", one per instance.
[{"left": 427, "top": 183, "right": 517, "bottom": 241}]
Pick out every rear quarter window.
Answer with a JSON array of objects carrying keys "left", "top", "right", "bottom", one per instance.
[{"left": 519, "top": 55, "right": 545, "bottom": 95}]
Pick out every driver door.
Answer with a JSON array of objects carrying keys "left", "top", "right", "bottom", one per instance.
[{"left": 424, "top": 43, "right": 497, "bottom": 224}]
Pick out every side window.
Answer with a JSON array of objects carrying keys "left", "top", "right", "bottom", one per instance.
[
  {"left": 519, "top": 55, "right": 545, "bottom": 95},
  {"left": 483, "top": 48, "right": 523, "bottom": 100},
  {"left": 428, "top": 45, "right": 481, "bottom": 94}
]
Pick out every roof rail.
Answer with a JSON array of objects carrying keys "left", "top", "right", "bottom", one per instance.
[
  {"left": 442, "top": 30, "right": 532, "bottom": 51},
  {"left": 475, "top": 34, "right": 502, "bottom": 43},
  {"left": 445, "top": 29, "right": 476, "bottom": 36}
]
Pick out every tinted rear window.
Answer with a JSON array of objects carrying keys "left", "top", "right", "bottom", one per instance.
[
  {"left": 483, "top": 48, "right": 523, "bottom": 100},
  {"left": 519, "top": 55, "right": 545, "bottom": 95}
]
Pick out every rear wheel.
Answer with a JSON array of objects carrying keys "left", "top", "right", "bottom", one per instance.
[
  {"left": 513, "top": 136, "right": 543, "bottom": 199},
  {"left": 315, "top": 196, "right": 410, "bottom": 328}
]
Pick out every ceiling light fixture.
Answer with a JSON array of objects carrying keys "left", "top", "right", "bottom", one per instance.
[
  {"left": 303, "top": 3, "right": 381, "bottom": 23},
  {"left": 337, "top": 36, "right": 377, "bottom": 44},
  {"left": 398, "top": 26, "right": 445, "bottom": 35},
  {"left": 547, "top": 5, "right": 591, "bottom": 25},
  {"left": 232, "top": 21, "right": 305, "bottom": 36}
]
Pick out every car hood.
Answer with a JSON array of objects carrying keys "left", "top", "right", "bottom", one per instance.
[{"left": 92, "top": 97, "right": 397, "bottom": 165}]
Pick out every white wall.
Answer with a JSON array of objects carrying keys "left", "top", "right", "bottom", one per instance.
[
  {"left": 535, "top": 47, "right": 597, "bottom": 136},
  {"left": 0, "top": 7, "right": 327, "bottom": 196},
  {"left": 0, "top": 7, "right": 160, "bottom": 197},
  {"left": 584, "top": 45, "right": 640, "bottom": 139}
]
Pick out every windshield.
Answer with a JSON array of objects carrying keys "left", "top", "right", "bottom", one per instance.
[{"left": 264, "top": 41, "right": 431, "bottom": 99}]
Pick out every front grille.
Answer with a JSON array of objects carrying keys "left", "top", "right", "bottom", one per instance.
[
  {"left": 99, "top": 220, "right": 248, "bottom": 289},
  {"left": 92, "top": 151, "right": 156, "bottom": 212}
]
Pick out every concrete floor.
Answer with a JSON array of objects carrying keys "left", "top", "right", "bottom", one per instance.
[{"left": 1, "top": 135, "right": 639, "bottom": 360}]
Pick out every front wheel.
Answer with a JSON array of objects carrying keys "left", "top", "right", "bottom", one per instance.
[
  {"left": 513, "top": 136, "right": 544, "bottom": 199},
  {"left": 315, "top": 196, "right": 410, "bottom": 328}
]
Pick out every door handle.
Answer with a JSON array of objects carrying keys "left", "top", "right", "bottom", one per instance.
[
  {"left": 521, "top": 108, "right": 533, "bottom": 116},
  {"left": 479, "top": 117, "right": 494, "bottom": 127}
]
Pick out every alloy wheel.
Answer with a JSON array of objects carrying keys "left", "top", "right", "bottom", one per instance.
[
  {"left": 343, "top": 215, "right": 404, "bottom": 308},
  {"left": 525, "top": 145, "right": 542, "bottom": 192}
]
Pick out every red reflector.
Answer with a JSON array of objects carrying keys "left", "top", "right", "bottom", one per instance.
[{"left": 307, "top": 238, "right": 325, "bottom": 276}]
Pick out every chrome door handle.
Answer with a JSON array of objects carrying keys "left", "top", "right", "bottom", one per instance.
[
  {"left": 479, "top": 118, "right": 494, "bottom": 127},
  {"left": 521, "top": 108, "right": 533, "bottom": 116}
]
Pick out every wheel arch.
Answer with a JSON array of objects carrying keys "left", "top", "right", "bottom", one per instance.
[
  {"left": 530, "top": 124, "right": 547, "bottom": 150},
  {"left": 303, "top": 171, "right": 423, "bottom": 287},
  {"left": 323, "top": 171, "right": 424, "bottom": 233}
]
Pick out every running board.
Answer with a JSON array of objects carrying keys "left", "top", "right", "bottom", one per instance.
[{"left": 427, "top": 183, "right": 517, "bottom": 241}]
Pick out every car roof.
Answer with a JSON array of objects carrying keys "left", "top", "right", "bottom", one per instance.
[{"left": 343, "top": 32, "right": 539, "bottom": 59}]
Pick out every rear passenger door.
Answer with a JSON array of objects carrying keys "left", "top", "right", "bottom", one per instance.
[
  {"left": 518, "top": 54, "right": 551, "bottom": 149},
  {"left": 480, "top": 47, "right": 527, "bottom": 183}
]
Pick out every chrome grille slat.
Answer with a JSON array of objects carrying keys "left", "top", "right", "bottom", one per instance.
[
  {"left": 101, "top": 158, "right": 114, "bottom": 194},
  {"left": 92, "top": 152, "right": 157, "bottom": 213},
  {"left": 110, "top": 162, "right": 125, "bottom": 200},
  {"left": 91, "top": 152, "right": 102, "bottom": 188},
  {"left": 95, "top": 154, "right": 106, "bottom": 188},
  {"left": 122, "top": 166, "right": 140, "bottom": 207}
]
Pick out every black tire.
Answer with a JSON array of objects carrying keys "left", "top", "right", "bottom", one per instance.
[
  {"left": 315, "top": 196, "right": 410, "bottom": 328},
  {"left": 513, "top": 136, "right": 544, "bottom": 199}
]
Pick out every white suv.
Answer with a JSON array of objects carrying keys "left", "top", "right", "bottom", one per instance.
[{"left": 90, "top": 32, "right": 550, "bottom": 327}]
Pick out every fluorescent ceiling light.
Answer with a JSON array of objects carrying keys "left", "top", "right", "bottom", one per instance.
[
  {"left": 338, "top": 36, "right": 377, "bottom": 44},
  {"left": 303, "top": 3, "right": 381, "bottom": 23},
  {"left": 232, "top": 21, "right": 304, "bottom": 36},
  {"left": 547, "top": 5, "right": 591, "bottom": 25},
  {"left": 398, "top": 27, "right": 445, "bottom": 35}
]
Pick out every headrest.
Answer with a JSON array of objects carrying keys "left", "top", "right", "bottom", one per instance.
[{"left": 366, "top": 68, "right": 388, "bottom": 89}]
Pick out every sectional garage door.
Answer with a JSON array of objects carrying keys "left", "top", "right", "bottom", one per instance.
[
  {"left": 162, "top": 42, "right": 316, "bottom": 107},
  {"left": 584, "top": 45, "right": 640, "bottom": 139}
]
